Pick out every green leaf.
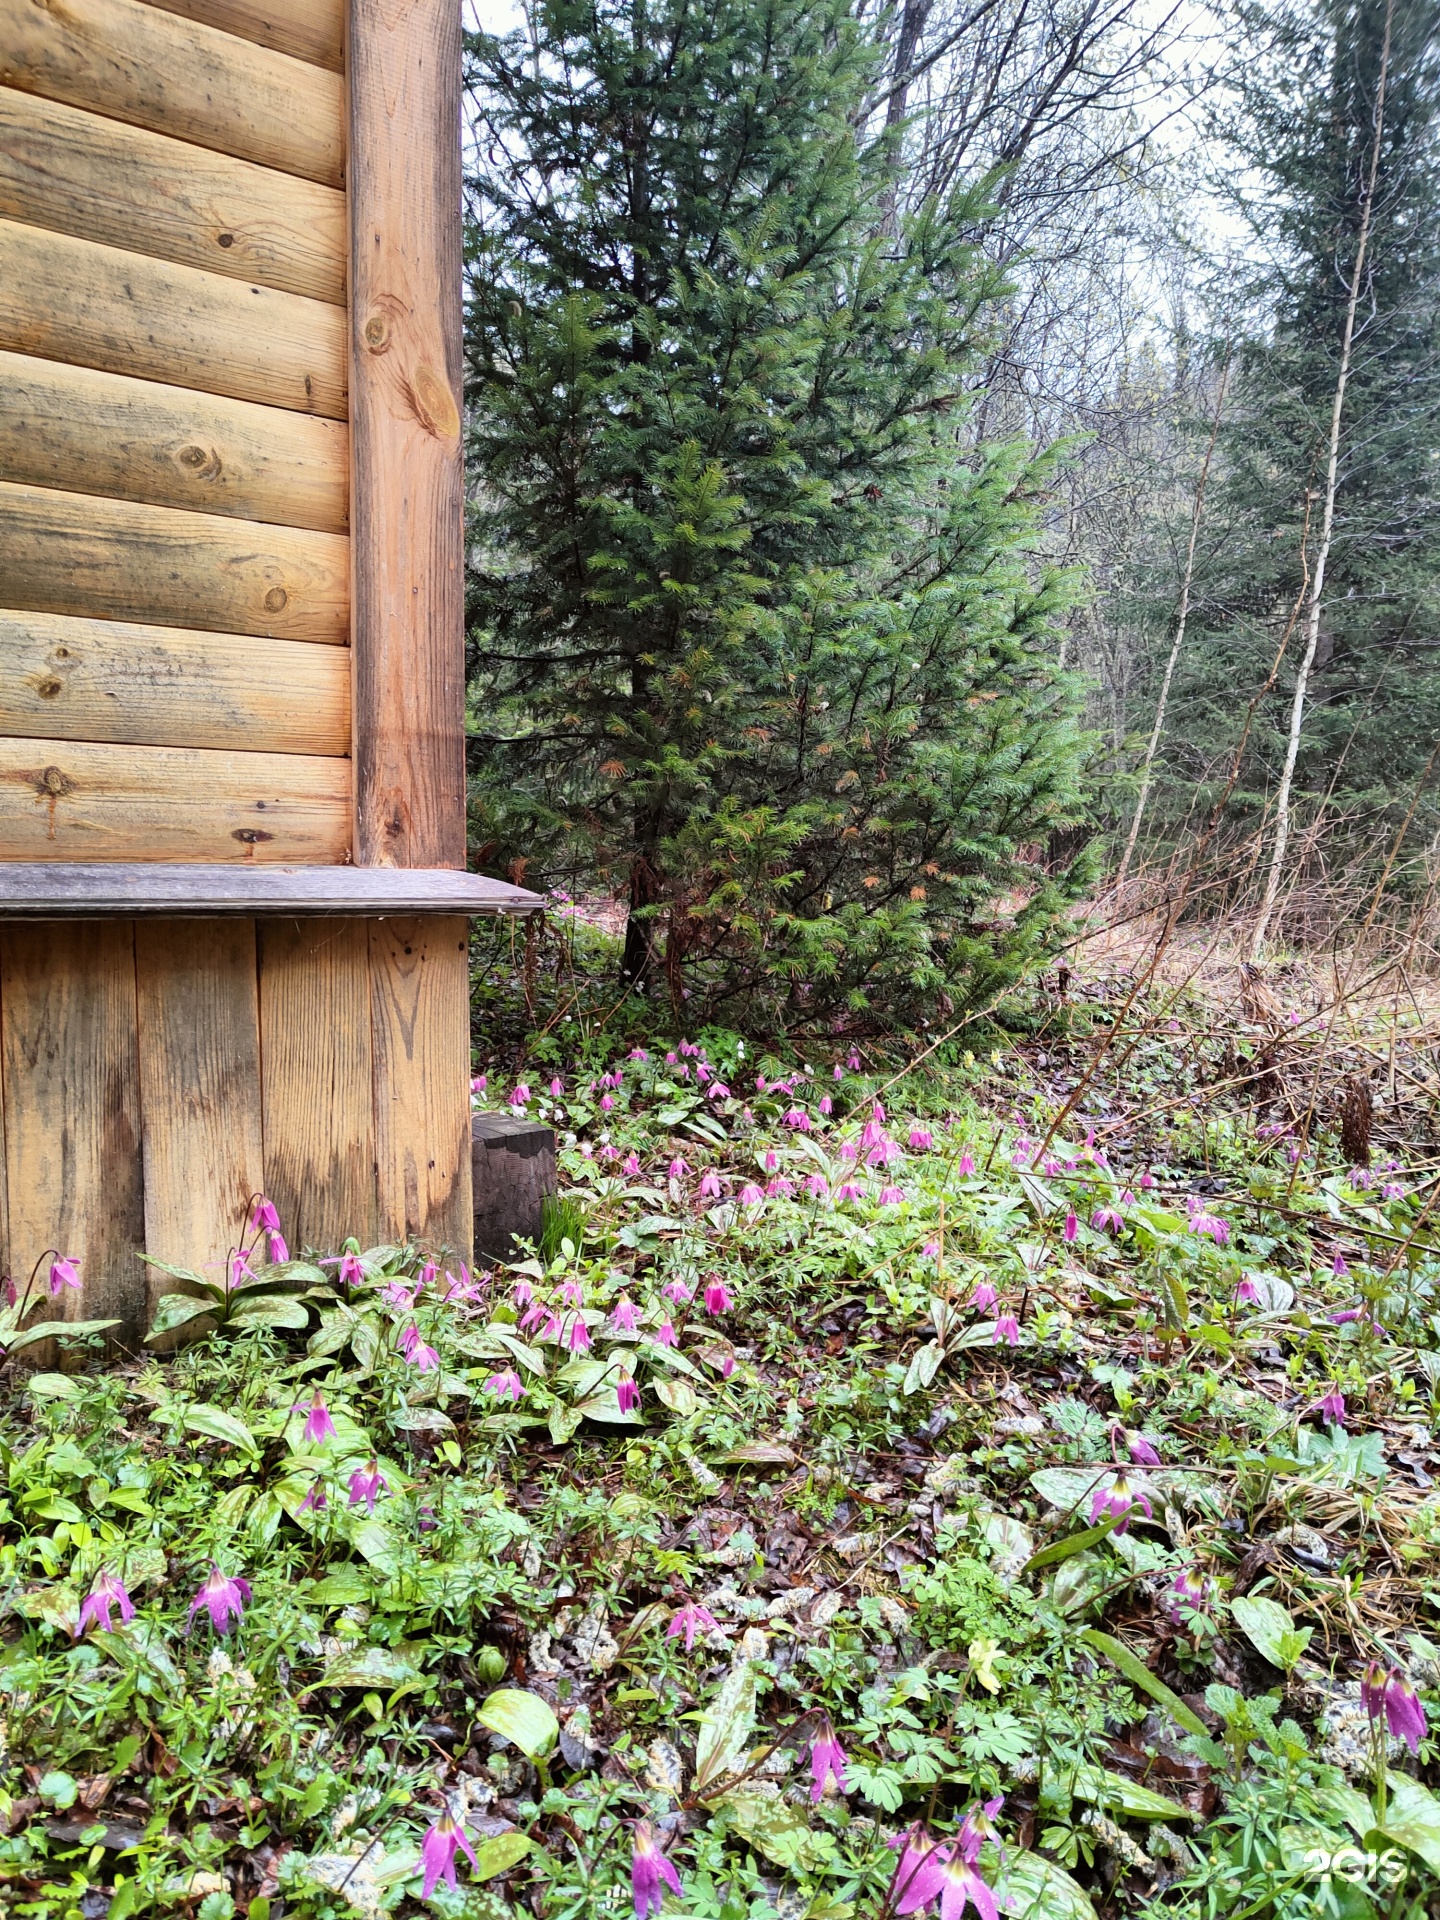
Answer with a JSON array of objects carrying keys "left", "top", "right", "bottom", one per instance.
[
  {"left": 1046, "top": 1548, "right": 1109, "bottom": 1616},
  {"left": 184, "top": 1404, "right": 260, "bottom": 1456},
  {"left": 11, "top": 1318, "right": 122, "bottom": 1353},
  {"left": 694, "top": 1656, "right": 757, "bottom": 1794},
  {"left": 1024, "top": 1515, "right": 1120, "bottom": 1572},
  {"left": 1375, "top": 1773, "right": 1440, "bottom": 1875},
  {"left": 349, "top": 1519, "right": 402, "bottom": 1577},
  {"left": 1002, "top": 1851, "right": 1098, "bottom": 1920},
  {"left": 475, "top": 1689, "right": 558, "bottom": 1761},
  {"left": 903, "top": 1339, "right": 945, "bottom": 1394},
  {"left": 321, "top": 1644, "right": 424, "bottom": 1690},
  {"left": 1030, "top": 1466, "right": 1112, "bottom": 1515},
  {"left": 1230, "top": 1594, "right": 1311, "bottom": 1670},
  {"left": 309, "top": 1565, "right": 372, "bottom": 1606},
  {"left": 711, "top": 1441, "right": 797, "bottom": 1467},
  {"left": 1078, "top": 1630, "right": 1213, "bottom": 1741},
  {"left": 653, "top": 1377, "right": 701, "bottom": 1416},
  {"left": 1069, "top": 1763, "right": 1197, "bottom": 1821},
  {"left": 473, "top": 1831, "right": 533, "bottom": 1881},
  {"left": 24, "top": 1372, "right": 81, "bottom": 1400},
  {"left": 718, "top": 1791, "right": 840, "bottom": 1872},
  {"left": 548, "top": 1404, "right": 582, "bottom": 1445},
  {"left": 145, "top": 1293, "right": 220, "bottom": 1342},
  {"left": 228, "top": 1294, "right": 311, "bottom": 1330}
]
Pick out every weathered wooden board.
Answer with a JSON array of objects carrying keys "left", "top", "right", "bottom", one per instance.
[
  {"left": 258, "top": 917, "right": 379, "bottom": 1252},
  {"left": 370, "top": 916, "right": 473, "bottom": 1250},
  {"left": 0, "top": 90, "right": 346, "bottom": 304},
  {"left": 349, "top": 0, "right": 467, "bottom": 868},
  {"left": 0, "top": 611, "right": 351, "bottom": 755},
  {"left": 0, "top": 737, "right": 351, "bottom": 862},
  {"left": 0, "top": 0, "right": 345, "bottom": 186},
  {"left": 0, "top": 482, "right": 350, "bottom": 642},
  {"left": 142, "top": 0, "right": 344, "bottom": 72},
  {"left": 0, "top": 355, "right": 349, "bottom": 532},
  {"left": 0, "top": 919, "right": 145, "bottom": 1343},
  {"left": 0, "top": 222, "right": 346, "bottom": 419},
  {"left": 135, "top": 917, "right": 265, "bottom": 1292},
  {"left": 0, "top": 863, "right": 544, "bottom": 915}
]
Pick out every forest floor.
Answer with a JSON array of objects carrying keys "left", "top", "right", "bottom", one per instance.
[{"left": 2, "top": 925, "right": 1440, "bottom": 1920}]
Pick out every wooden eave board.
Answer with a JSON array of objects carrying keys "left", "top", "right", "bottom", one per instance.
[{"left": 0, "top": 863, "right": 545, "bottom": 914}]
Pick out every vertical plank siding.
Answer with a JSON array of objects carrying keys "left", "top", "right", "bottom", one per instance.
[{"left": 348, "top": 0, "right": 466, "bottom": 869}]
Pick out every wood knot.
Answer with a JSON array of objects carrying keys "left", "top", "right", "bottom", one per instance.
[
  {"left": 36, "top": 765, "right": 74, "bottom": 797},
  {"left": 410, "top": 363, "right": 460, "bottom": 440},
  {"left": 232, "top": 828, "right": 274, "bottom": 844},
  {"left": 364, "top": 313, "right": 390, "bottom": 352},
  {"left": 34, "top": 678, "right": 62, "bottom": 699},
  {"left": 263, "top": 586, "right": 288, "bottom": 613},
  {"left": 217, "top": 232, "right": 234, "bottom": 247}
]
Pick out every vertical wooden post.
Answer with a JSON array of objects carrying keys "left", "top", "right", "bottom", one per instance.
[{"left": 348, "top": 0, "right": 466, "bottom": 870}]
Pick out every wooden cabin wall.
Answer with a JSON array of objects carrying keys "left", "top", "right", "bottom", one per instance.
[
  {"left": 0, "top": 0, "right": 353, "bottom": 862},
  {"left": 0, "top": 914, "right": 472, "bottom": 1344}
]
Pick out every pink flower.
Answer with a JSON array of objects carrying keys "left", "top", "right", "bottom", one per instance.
[
  {"left": 1234, "top": 1276, "right": 1259, "bottom": 1304},
  {"left": 402, "top": 1328, "right": 440, "bottom": 1373},
  {"left": 738, "top": 1183, "right": 764, "bottom": 1207},
  {"left": 229, "top": 1248, "right": 258, "bottom": 1290},
  {"left": 298, "top": 1391, "right": 336, "bottom": 1446},
  {"left": 1063, "top": 1211, "right": 1078, "bottom": 1243},
  {"left": 47, "top": 1256, "right": 81, "bottom": 1296},
  {"left": 1091, "top": 1204, "right": 1125, "bottom": 1233},
  {"left": 565, "top": 1315, "right": 592, "bottom": 1354},
  {"left": 809, "top": 1716, "right": 849, "bottom": 1801},
  {"left": 382, "top": 1281, "right": 417, "bottom": 1311},
  {"left": 629, "top": 1047, "right": 648, "bottom": 1061},
  {"left": 623, "top": 1153, "right": 642, "bottom": 1176},
  {"left": 485, "top": 1368, "right": 524, "bottom": 1402},
  {"left": 909, "top": 1128, "right": 933, "bottom": 1151},
  {"left": 1320, "top": 1387, "right": 1346, "bottom": 1426},
  {"left": 631, "top": 1821, "right": 682, "bottom": 1918},
  {"left": 838, "top": 1142, "right": 858, "bottom": 1162},
  {"left": 667, "top": 1602, "right": 719, "bottom": 1651},
  {"left": 922, "top": 1240, "right": 940, "bottom": 1259},
  {"left": 892, "top": 1831, "right": 945, "bottom": 1914},
  {"left": 784, "top": 1107, "right": 812, "bottom": 1131},
  {"left": 611, "top": 1297, "right": 640, "bottom": 1333},
  {"left": 513, "top": 1279, "right": 535, "bottom": 1309},
  {"left": 878, "top": 1185, "right": 905, "bottom": 1205},
  {"left": 720, "top": 1353, "right": 736, "bottom": 1379},
  {"left": 958, "top": 1795, "right": 1004, "bottom": 1860},
  {"left": 704, "top": 1280, "right": 733, "bottom": 1315},
  {"left": 420, "top": 1811, "right": 479, "bottom": 1900},
  {"left": 558, "top": 1279, "right": 584, "bottom": 1306},
  {"left": 971, "top": 1280, "right": 997, "bottom": 1312},
  {"left": 617, "top": 1372, "right": 640, "bottom": 1413},
  {"left": 348, "top": 1460, "right": 389, "bottom": 1511},
  {"left": 299, "top": 1478, "right": 326, "bottom": 1514},
  {"left": 1363, "top": 1662, "right": 1428, "bottom": 1754},
  {"left": 654, "top": 1320, "right": 678, "bottom": 1348},
  {"left": 510, "top": 1084, "right": 531, "bottom": 1107},
  {"left": 663, "top": 1278, "right": 693, "bottom": 1305},
  {"left": 699, "top": 1170, "right": 723, "bottom": 1200},
  {"left": 1163, "top": 1569, "right": 1213, "bottom": 1626},
  {"left": 77, "top": 1570, "right": 134, "bottom": 1637},
  {"left": 1333, "top": 1253, "right": 1350, "bottom": 1277},
  {"left": 470, "top": 1074, "right": 487, "bottom": 1094},
  {"left": 668, "top": 1157, "right": 691, "bottom": 1179},
  {"left": 1089, "top": 1472, "right": 1151, "bottom": 1535},
  {"left": 337, "top": 1251, "right": 365, "bottom": 1288},
  {"left": 1139, "top": 1170, "right": 1156, "bottom": 1190},
  {"left": 1123, "top": 1428, "right": 1161, "bottom": 1467},
  {"left": 187, "top": 1564, "right": 251, "bottom": 1634},
  {"left": 252, "top": 1196, "right": 282, "bottom": 1235},
  {"left": 992, "top": 1314, "right": 1019, "bottom": 1346},
  {"left": 708, "top": 1082, "right": 731, "bottom": 1100},
  {"left": 835, "top": 1182, "right": 862, "bottom": 1203},
  {"left": 519, "top": 1300, "right": 548, "bottom": 1333},
  {"left": 601, "top": 1093, "right": 615, "bottom": 1112},
  {"left": 806, "top": 1173, "right": 829, "bottom": 1197},
  {"left": 933, "top": 1851, "right": 1001, "bottom": 1920},
  {"left": 958, "top": 1152, "right": 975, "bottom": 1176},
  {"left": 819, "top": 1095, "right": 833, "bottom": 1116},
  {"left": 550, "top": 1077, "right": 564, "bottom": 1096},
  {"left": 762, "top": 1149, "right": 780, "bottom": 1173},
  {"left": 766, "top": 1176, "right": 794, "bottom": 1198}
]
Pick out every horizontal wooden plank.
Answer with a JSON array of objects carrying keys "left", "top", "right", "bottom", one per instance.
[
  {"left": 0, "top": 0, "right": 344, "bottom": 186},
  {"left": 0, "top": 222, "right": 346, "bottom": 419},
  {"left": 0, "top": 88, "right": 346, "bottom": 304},
  {"left": 0, "top": 737, "right": 350, "bottom": 861},
  {"left": 0, "top": 353, "right": 349, "bottom": 532},
  {"left": 0, "top": 610, "right": 350, "bottom": 755},
  {"left": 0, "top": 480, "right": 349, "bottom": 642},
  {"left": 142, "top": 0, "right": 343, "bottom": 72},
  {"left": 0, "top": 863, "right": 544, "bottom": 913}
]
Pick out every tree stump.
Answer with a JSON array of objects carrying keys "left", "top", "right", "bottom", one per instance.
[{"left": 472, "top": 1112, "right": 556, "bottom": 1263}]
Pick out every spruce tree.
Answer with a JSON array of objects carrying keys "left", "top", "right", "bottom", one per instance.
[{"left": 462, "top": 0, "right": 1091, "bottom": 1025}]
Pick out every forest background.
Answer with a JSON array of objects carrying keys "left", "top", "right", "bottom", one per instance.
[{"left": 461, "top": 0, "right": 1440, "bottom": 1032}]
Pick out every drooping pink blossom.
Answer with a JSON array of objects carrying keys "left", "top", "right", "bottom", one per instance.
[
  {"left": 1162, "top": 1568, "right": 1213, "bottom": 1626},
  {"left": 738, "top": 1183, "right": 764, "bottom": 1207},
  {"left": 611, "top": 1297, "right": 640, "bottom": 1334},
  {"left": 783, "top": 1107, "right": 812, "bottom": 1131},
  {"left": 819, "top": 1095, "right": 833, "bottom": 1116},
  {"left": 485, "top": 1368, "right": 524, "bottom": 1402},
  {"left": 1319, "top": 1387, "right": 1346, "bottom": 1426},
  {"left": 1063, "top": 1211, "right": 1078, "bottom": 1243},
  {"left": 1122, "top": 1427, "right": 1161, "bottom": 1467},
  {"left": 1089, "top": 1472, "right": 1151, "bottom": 1535},
  {"left": 420, "top": 1811, "right": 479, "bottom": 1900},
  {"left": 708, "top": 1082, "right": 731, "bottom": 1100},
  {"left": 958, "top": 1152, "right": 976, "bottom": 1176},
  {"left": 623, "top": 1152, "right": 642, "bottom": 1176},
  {"left": 298, "top": 1391, "right": 336, "bottom": 1446},
  {"left": 1363, "top": 1662, "right": 1427, "bottom": 1754},
  {"left": 47, "top": 1256, "right": 81, "bottom": 1296},
  {"left": 668, "top": 1157, "right": 691, "bottom": 1179},
  {"left": 992, "top": 1314, "right": 1019, "bottom": 1347},
  {"left": 1091, "top": 1204, "right": 1125, "bottom": 1233},
  {"left": 654, "top": 1320, "right": 678, "bottom": 1348},
  {"left": 909, "top": 1128, "right": 933, "bottom": 1152},
  {"left": 337, "top": 1251, "right": 365, "bottom": 1288},
  {"left": 663, "top": 1279, "right": 693, "bottom": 1306},
  {"left": 550, "top": 1077, "right": 564, "bottom": 1096},
  {"left": 703, "top": 1280, "right": 733, "bottom": 1315},
  {"left": 1234, "top": 1276, "right": 1259, "bottom": 1304},
  {"left": 76, "top": 1570, "right": 134, "bottom": 1637},
  {"left": 806, "top": 1173, "right": 829, "bottom": 1197},
  {"left": 299, "top": 1478, "right": 326, "bottom": 1514},
  {"left": 667, "top": 1602, "right": 719, "bottom": 1651},
  {"left": 348, "top": 1460, "right": 389, "bottom": 1512},
  {"left": 892, "top": 1831, "right": 946, "bottom": 1915},
  {"left": 617, "top": 1372, "right": 640, "bottom": 1413},
  {"left": 835, "top": 1182, "right": 863, "bottom": 1203},
  {"left": 558, "top": 1279, "right": 584, "bottom": 1307},
  {"left": 767, "top": 1176, "right": 794, "bottom": 1198},
  {"left": 509, "top": 1084, "right": 531, "bottom": 1108},
  {"left": 631, "top": 1821, "right": 683, "bottom": 1919},
  {"left": 809, "top": 1716, "right": 849, "bottom": 1801},
  {"left": 187, "top": 1564, "right": 251, "bottom": 1634},
  {"left": 699, "top": 1170, "right": 723, "bottom": 1200},
  {"left": 565, "top": 1315, "right": 592, "bottom": 1354},
  {"left": 513, "top": 1279, "right": 535, "bottom": 1308}
]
